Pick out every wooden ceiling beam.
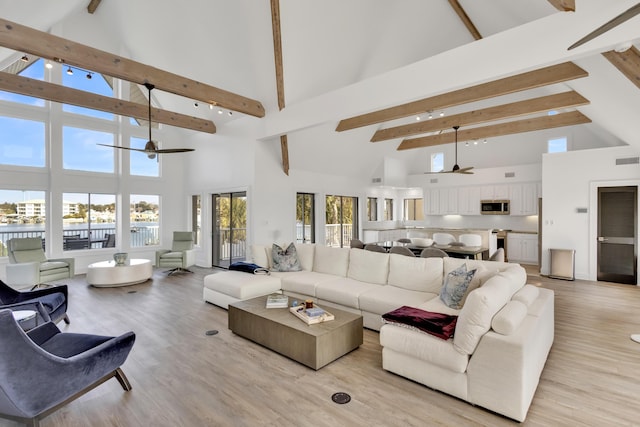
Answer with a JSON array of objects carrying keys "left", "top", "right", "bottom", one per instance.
[
  {"left": 371, "top": 91, "right": 588, "bottom": 142},
  {"left": 0, "top": 18, "right": 265, "bottom": 118},
  {"left": 602, "top": 46, "right": 640, "bottom": 90},
  {"left": 87, "top": 0, "right": 102, "bottom": 14},
  {"left": 336, "top": 62, "right": 588, "bottom": 132},
  {"left": 547, "top": 0, "right": 575, "bottom": 12},
  {"left": 448, "top": 0, "right": 482, "bottom": 40},
  {"left": 271, "top": 0, "right": 289, "bottom": 175},
  {"left": 0, "top": 72, "right": 216, "bottom": 133},
  {"left": 397, "top": 111, "right": 591, "bottom": 151}
]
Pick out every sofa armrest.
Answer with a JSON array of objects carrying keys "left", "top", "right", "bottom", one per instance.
[{"left": 6, "top": 262, "right": 40, "bottom": 287}]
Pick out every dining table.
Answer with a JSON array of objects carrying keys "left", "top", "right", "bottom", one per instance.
[{"left": 375, "top": 241, "right": 489, "bottom": 260}]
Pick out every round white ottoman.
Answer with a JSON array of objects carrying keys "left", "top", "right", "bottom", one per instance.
[{"left": 87, "top": 259, "right": 153, "bottom": 287}]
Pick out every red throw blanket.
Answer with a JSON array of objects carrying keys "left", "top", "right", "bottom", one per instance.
[{"left": 382, "top": 306, "right": 458, "bottom": 340}]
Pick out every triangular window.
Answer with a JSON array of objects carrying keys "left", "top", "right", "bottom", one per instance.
[{"left": 0, "top": 57, "right": 46, "bottom": 106}]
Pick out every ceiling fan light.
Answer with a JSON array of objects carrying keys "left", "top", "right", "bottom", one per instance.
[{"left": 147, "top": 152, "right": 157, "bottom": 160}]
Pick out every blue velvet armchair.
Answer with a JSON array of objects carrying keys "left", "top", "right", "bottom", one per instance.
[
  {"left": 0, "top": 309, "right": 136, "bottom": 427},
  {"left": 0, "top": 279, "right": 69, "bottom": 324}
]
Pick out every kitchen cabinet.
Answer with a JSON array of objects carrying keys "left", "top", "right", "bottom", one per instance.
[
  {"left": 457, "top": 186, "right": 481, "bottom": 215},
  {"left": 439, "top": 188, "right": 458, "bottom": 214},
  {"left": 480, "top": 184, "right": 509, "bottom": 201},
  {"left": 362, "top": 229, "right": 408, "bottom": 243},
  {"left": 507, "top": 233, "right": 538, "bottom": 264},
  {"left": 509, "top": 183, "right": 540, "bottom": 216}
]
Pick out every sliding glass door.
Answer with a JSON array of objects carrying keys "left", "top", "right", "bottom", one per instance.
[
  {"left": 212, "top": 192, "right": 247, "bottom": 268},
  {"left": 325, "top": 195, "right": 358, "bottom": 248}
]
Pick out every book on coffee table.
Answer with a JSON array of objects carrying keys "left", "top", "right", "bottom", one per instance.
[
  {"left": 290, "top": 304, "right": 335, "bottom": 325},
  {"left": 266, "top": 293, "right": 289, "bottom": 308}
]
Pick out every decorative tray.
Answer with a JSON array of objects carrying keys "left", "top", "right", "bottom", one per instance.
[{"left": 289, "top": 304, "right": 335, "bottom": 325}]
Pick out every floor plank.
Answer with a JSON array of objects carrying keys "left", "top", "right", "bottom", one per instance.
[{"left": 3, "top": 265, "right": 640, "bottom": 426}]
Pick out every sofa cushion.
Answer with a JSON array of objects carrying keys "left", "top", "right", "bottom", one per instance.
[
  {"left": 380, "top": 324, "right": 469, "bottom": 373},
  {"left": 440, "top": 264, "right": 477, "bottom": 309},
  {"left": 387, "top": 255, "right": 443, "bottom": 293},
  {"left": 491, "top": 300, "right": 528, "bottom": 335},
  {"left": 347, "top": 248, "right": 389, "bottom": 285},
  {"left": 453, "top": 269, "right": 523, "bottom": 355},
  {"left": 13, "top": 249, "right": 47, "bottom": 264},
  {"left": 294, "top": 243, "right": 315, "bottom": 271},
  {"left": 271, "top": 243, "right": 302, "bottom": 272},
  {"left": 277, "top": 270, "right": 336, "bottom": 296},
  {"left": 315, "top": 277, "right": 378, "bottom": 309},
  {"left": 203, "top": 271, "right": 281, "bottom": 300},
  {"left": 359, "top": 285, "right": 437, "bottom": 316},
  {"left": 417, "top": 296, "right": 461, "bottom": 316},
  {"left": 39, "top": 261, "right": 69, "bottom": 271},
  {"left": 511, "top": 284, "right": 540, "bottom": 307},
  {"left": 313, "top": 245, "right": 350, "bottom": 277}
]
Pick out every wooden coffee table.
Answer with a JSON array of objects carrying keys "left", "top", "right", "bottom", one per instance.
[{"left": 228, "top": 295, "right": 363, "bottom": 370}]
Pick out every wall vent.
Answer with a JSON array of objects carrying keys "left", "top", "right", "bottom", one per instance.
[
  {"left": 616, "top": 157, "right": 639, "bottom": 165},
  {"left": 430, "top": 178, "right": 438, "bottom": 184},
  {"left": 505, "top": 172, "right": 516, "bottom": 178},
  {"left": 576, "top": 207, "right": 588, "bottom": 213},
  {"left": 372, "top": 177, "right": 382, "bottom": 184}
]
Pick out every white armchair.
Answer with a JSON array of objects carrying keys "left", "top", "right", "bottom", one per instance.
[
  {"left": 6, "top": 237, "right": 74, "bottom": 289},
  {"left": 155, "top": 231, "right": 196, "bottom": 275}
]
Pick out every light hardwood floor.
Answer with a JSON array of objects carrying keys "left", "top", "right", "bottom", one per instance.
[{"left": 5, "top": 265, "right": 640, "bottom": 427}]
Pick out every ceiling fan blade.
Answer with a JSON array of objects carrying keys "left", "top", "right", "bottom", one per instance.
[
  {"left": 97, "top": 144, "right": 148, "bottom": 153},
  {"left": 568, "top": 3, "right": 640, "bottom": 50},
  {"left": 154, "top": 148, "right": 195, "bottom": 153},
  {"left": 456, "top": 166, "right": 474, "bottom": 173}
]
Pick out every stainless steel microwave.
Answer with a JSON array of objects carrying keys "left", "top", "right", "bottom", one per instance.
[{"left": 480, "top": 200, "right": 510, "bottom": 215}]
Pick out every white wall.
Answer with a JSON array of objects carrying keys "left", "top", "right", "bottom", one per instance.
[{"left": 542, "top": 145, "right": 640, "bottom": 282}]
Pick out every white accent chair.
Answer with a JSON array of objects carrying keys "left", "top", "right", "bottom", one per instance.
[
  {"left": 6, "top": 238, "right": 74, "bottom": 289},
  {"left": 155, "top": 231, "right": 196, "bottom": 275},
  {"left": 458, "top": 233, "right": 482, "bottom": 248}
]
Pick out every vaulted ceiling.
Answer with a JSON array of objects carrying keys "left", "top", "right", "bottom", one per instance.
[{"left": 0, "top": 0, "right": 639, "bottom": 179}]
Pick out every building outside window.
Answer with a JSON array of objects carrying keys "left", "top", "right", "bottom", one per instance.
[
  {"left": 130, "top": 194, "right": 160, "bottom": 247},
  {"left": 62, "top": 193, "right": 116, "bottom": 250}
]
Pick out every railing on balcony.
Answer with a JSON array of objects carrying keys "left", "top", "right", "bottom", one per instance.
[
  {"left": 0, "top": 224, "right": 160, "bottom": 256},
  {"left": 216, "top": 228, "right": 247, "bottom": 265},
  {"left": 325, "top": 224, "right": 354, "bottom": 248}
]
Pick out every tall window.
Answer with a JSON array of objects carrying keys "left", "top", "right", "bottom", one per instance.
[
  {"left": 130, "top": 195, "right": 160, "bottom": 247},
  {"left": 367, "top": 197, "right": 378, "bottom": 221},
  {"left": 384, "top": 198, "right": 394, "bottom": 221},
  {"left": 548, "top": 137, "right": 567, "bottom": 153},
  {"left": 431, "top": 152, "right": 444, "bottom": 172},
  {"left": 62, "top": 193, "right": 116, "bottom": 250},
  {"left": 130, "top": 136, "right": 159, "bottom": 176},
  {"left": 0, "top": 190, "right": 46, "bottom": 255},
  {"left": 296, "top": 193, "right": 315, "bottom": 243},
  {"left": 62, "top": 71, "right": 114, "bottom": 120},
  {"left": 325, "top": 195, "right": 358, "bottom": 248},
  {"left": 0, "top": 117, "right": 45, "bottom": 167},
  {"left": 64, "top": 127, "right": 115, "bottom": 173},
  {"left": 404, "top": 198, "right": 424, "bottom": 220},
  {"left": 192, "top": 195, "right": 201, "bottom": 245},
  {"left": 0, "top": 58, "right": 45, "bottom": 106}
]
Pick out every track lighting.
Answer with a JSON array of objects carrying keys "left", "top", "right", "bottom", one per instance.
[
  {"left": 194, "top": 102, "right": 199, "bottom": 108},
  {"left": 228, "top": 111, "right": 232, "bottom": 116},
  {"left": 45, "top": 61, "right": 53, "bottom": 69},
  {"left": 66, "top": 67, "right": 73, "bottom": 75},
  {"left": 20, "top": 54, "right": 29, "bottom": 62}
]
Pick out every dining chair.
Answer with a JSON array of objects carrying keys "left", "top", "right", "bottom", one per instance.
[
  {"left": 459, "top": 233, "right": 482, "bottom": 247},
  {"left": 389, "top": 246, "right": 415, "bottom": 257},
  {"left": 350, "top": 239, "right": 365, "bottom": 249},
  {"left": 489, "top": 248, "right": 505, "bottom": 262},
  {"left": 432, "top": 233, "right": 456, "bottom": 246},
  {"left": 420, "top": 247, "right": 449, "bottom": 258},
  {"left": 364, "top": 244, "right": 387, "bottom": 253}
]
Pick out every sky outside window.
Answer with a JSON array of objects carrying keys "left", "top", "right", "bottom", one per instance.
[{"left": 0, "top": 58, "right": 45, "bottom": 106}]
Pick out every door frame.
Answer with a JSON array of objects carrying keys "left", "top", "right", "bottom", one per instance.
[{"left": 589, "top": 180, "right": 640, "bottom": 285}]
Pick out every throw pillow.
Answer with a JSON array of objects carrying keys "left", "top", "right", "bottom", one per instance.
[
  {"left": 271, "top": 243, "right": 302, "bottom": 272},
  {"left": 440, "top": 263, "right": 477, "bottom": 309}
]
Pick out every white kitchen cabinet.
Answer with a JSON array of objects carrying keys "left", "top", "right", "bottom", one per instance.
[
  {"left": 509, "top": 182, "right": 540, "bottom": 216},
  {"left": 458, "top": 186, "right": 481, "bottom": 215},
  {"left": 480, "top": 184, "right": 509, "bottom": 201},
  {"left": 426, "top": 189, "right": 440, "bottom": 215},
  {"left": 507, "top": 233, "right": 538, "bottom": 264},
  {"left": 439, "top": 188, "right": 458, "bottom": 214}
]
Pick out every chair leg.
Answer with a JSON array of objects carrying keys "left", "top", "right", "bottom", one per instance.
[
  {"left": 164, "top": 267, "right": 193, "bottom": 275},
  {"left": 63, "top": 314, "right": 70, "bottom": 324},
  {"left": 115, "top": 367, "right": 132, "bottom": 391}
]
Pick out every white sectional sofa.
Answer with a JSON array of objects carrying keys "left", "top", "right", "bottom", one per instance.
[{"left": 202, "top": 243, "right": 554, "bottom": 422}]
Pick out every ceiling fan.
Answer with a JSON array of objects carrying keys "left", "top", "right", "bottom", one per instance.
[
  {"left": 425, "top": 126, "right": 474, "bottom": 175},
  {"left": 98, "top": 82, "right": 195, "bottom": 159},
  {"left": 568, "top": 2, "right": 640, "bottom": 50}
]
